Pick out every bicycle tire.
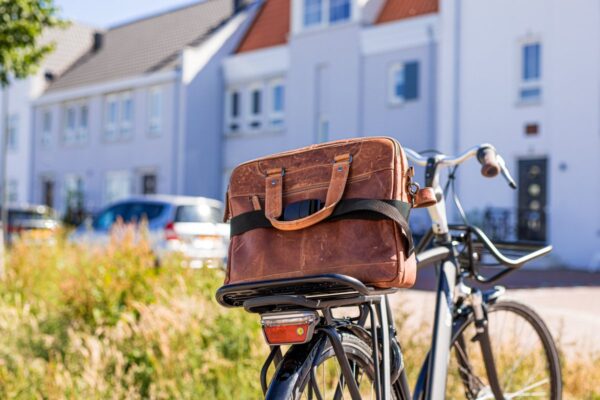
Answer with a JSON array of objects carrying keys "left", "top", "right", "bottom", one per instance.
[
  {"left": 294, "top": 331, "right": 408, "bottom": 399},
  {"left": 447, "top": 300, "right": 562, "bottom": 399}
]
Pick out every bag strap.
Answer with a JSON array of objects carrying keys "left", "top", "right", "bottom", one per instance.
[
  {"left": 264, "top": 154, "right": 352, "bottom": 231},
  {"left": 230, "top": 198, "right": 414, "bottom": 255}
]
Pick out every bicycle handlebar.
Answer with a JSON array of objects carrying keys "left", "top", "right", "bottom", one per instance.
[
  {"left": 405, "top": 144, "right": 517, "bottom": 190},
  {"left": 476, "top": 146, "right": 500, "bottom": 178}
]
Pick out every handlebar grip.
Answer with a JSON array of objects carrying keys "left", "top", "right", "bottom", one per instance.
[{"left": 477, "top": 147, "right": 500, "bottom": 178}]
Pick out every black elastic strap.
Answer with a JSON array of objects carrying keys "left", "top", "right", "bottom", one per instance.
[{"left": 230, "top": 199, "right": 414, "bottom": 255}]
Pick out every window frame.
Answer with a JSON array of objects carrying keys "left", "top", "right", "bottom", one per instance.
[
  {"left": 247, "top": 83, "right": 264, "bottom": 132},
  {"left": 64, "top": 173, "right": 85, "bottom": 212},
  {"left": 387, "top": 61, "right": 419, "bottom": 105},
  {"left": 147, "top": 86, "right": 163, "bottom": 136},
  {"left": 62, "top": 100, "right": 89, "bottom": 146},
  {"left": 268, "top": 79, "right": 285, "bottom": 130},
  {"left": 388, "top": 63, "right": 406, "bottom": 105},
  {"left": 225, "top": 87, "right": 242, "bottom": 135},
  {"left": 41, "top": 110, "right": 52, "bottom": 147},
  {"left": 301, "top": 0, "right": 352, "bottom": 30},
  {"left": 517, "top": 38, "right": 542, "bottom": 104},
  {"left": 104, "top": 91, "right": 135, "bottom": 141},
  {"left": 7, "top": 114, "right": 19, "bottom": 151},
  {"left": 104, "top": 170, "right": 133, "bottom": 204}
]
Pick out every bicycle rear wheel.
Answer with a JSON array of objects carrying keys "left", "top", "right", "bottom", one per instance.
[
  {"left": 296, "top": 332, "right": 406, "bottom": 400},
  {"left": 447, "top": 300, "right": 562, "bottom": 399}
]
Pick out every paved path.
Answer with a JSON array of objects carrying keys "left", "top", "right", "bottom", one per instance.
[{"left": 389, "top": 286, "right": 600, "bottom": 354}]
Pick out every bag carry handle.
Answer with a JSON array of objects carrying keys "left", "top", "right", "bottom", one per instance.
[{"left": 264, "top": 154, "right": 352, "bottom": 231}]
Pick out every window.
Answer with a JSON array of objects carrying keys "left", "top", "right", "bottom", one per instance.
[
  {"left": 248, "top": 85, "right": 263, "bottom": 131},
  {"left": 141, "top": 173, "right": 157, "bottom": 195},
  {"left": 105, "top": 171, "right": 132, "bottom": 203},
  {"left": 93, "top": 202, "right": 167, "bottom": 230},
  {"left": 105, "top": 95, "right": 119, "bottom": 140},
  {"left": 519, "top": 42, "right": 541, "bottom": 102},
  {"left": 64, "top": 174, "right": 84, "bottom": 212},
  {"left": 269, "top": 80, "right": 285, "bottom": 128},
  {"left": 175, "top": 204, "right": 222, "bottom": 223},
  {"left": 121, "top": 93, "right": 133, "bottom": 137},
  {"left": 304, "top": 0, "right": 323, "bottom": 27},
  {"left": 388, "top": 61, "right": 419, "bottom": 104},
  {"left": 41, "top": 111, "right": 52, "bottom": 147},
  {"left": 7, "top": 114, "right": 18, "bottom": 150},
  {"left": 329, "top": 0, "right": 351, "bottom": 23},
  {"left": 7, "top": 180, "right": 18, "bottom": 203},
  {"left": 79, "top": 105, "right": 88, "bottom": 140},
  {"left": 303, "top": 0, "right": 351, "bottom": 28},
  {"left": 63, "top": 102, "right": 89, "bottom": 145},
  {"left": 225, "top": 89, "right": 241, "bottom": 134},
  {"left": 104, "top": 91, "right": 134, "bottom": 140},
  {"left": 148, "top": 87, "right": 163, "bottom": 136}
]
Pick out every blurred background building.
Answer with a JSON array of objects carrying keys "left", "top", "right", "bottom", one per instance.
[{"left": 2, "top": 0, "right": 599, "bottom": 269}]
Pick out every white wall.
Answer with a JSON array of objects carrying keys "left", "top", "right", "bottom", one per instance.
[{"left": 440, "top": 0, "right": 600, "bottom": 269}]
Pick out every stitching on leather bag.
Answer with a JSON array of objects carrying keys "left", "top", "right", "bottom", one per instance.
[
  {"left": 255, "top": 141, "right": 366, "bottom": 176},
  {"left": 229, "top": 168, "right": 392, "bottom": 199},
  {"left": 233, "top": 261, "right": 399, "bottom": 282}
]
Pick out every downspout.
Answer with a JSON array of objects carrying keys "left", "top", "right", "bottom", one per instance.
[
  {"left": 173, "top": 60, "right": 185, "bottom": 195},
  {"left": 452, "top": 0, "right": 462, "bottom": 156},
  {"left": 427, "top": 24, "right": 436, "bottom": 148}
]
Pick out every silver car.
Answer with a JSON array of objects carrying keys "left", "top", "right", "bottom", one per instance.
[{"left": 72, "top": 195, "right": 229, "bottom": 265}]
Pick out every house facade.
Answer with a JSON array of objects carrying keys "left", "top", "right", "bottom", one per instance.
[
  {"left": 0, "top": 23, "right": 94, "bottom": 206},
  {"left": 31, "top": 0, "right": 258, "bottom": 218},
  {"left": 437, "top": 0, "right": 600, "bottom": 268},
  {"left": 222, "top": 0, "right": 439, "bottom": 201},
  {"left": 222, "top": 0, "right": 600, "bottom": 269}
]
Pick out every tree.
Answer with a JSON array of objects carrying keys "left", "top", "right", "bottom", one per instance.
[{"left": 0, "top": 0, "right": 66, "bottom": 276}]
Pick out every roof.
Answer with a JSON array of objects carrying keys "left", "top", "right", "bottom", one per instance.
[
  {"left": 40, "top": 22, "right": 96, "bottom": 77},
  {"left": 236, "top": 0, "right": 438, "bottom": 54},
  {"left": 47, "top": 0, "right": 235, "bottom": 92},
  {"left": 375, "top": 0, "right": 438, "bottom": 24},
  {"left": 236, "top": 0, "right": 289, "bottom": 53}
]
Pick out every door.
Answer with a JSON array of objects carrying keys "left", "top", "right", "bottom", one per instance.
[
  {"left": 42, "top": 178, "right": 55, "bottom": 209},
  {"left": 518, "top": 158, "right": 548, "bottom": 242}
]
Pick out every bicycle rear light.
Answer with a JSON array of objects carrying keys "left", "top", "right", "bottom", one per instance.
[{"left": 260, "top": 311, "right": 319, "bottom": 345}]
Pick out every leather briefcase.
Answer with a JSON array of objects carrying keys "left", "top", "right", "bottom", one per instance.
[{"left": 223, "top": 137, "right": 418, "bottom": 288}]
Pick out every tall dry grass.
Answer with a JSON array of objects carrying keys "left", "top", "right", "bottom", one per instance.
[
  {"left": 0, "top": 230, "right": 266, "bottom": 399},
  {"left": 0, "top": 230, "right": 598, "bottom": 399}
]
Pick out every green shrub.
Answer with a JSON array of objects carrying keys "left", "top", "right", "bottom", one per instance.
[
  {"left": 0, "top": 229, "right": 266, "bottom": 399},
  {"left": 0, "top": 229, "right": 597, "bottom": 398}
]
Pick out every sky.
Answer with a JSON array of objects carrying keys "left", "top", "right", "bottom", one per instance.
[{"left": 54, "top": 0, "right": 199, "bottom": 28}]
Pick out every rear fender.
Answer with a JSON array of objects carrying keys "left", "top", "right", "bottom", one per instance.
[{"left": 265, "top": 333, "right": 327, "bottom": 399}]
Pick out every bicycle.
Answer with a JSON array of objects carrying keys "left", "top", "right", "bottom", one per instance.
[{"left": 216, "top": 143, "right": 562, "bottom": 399}]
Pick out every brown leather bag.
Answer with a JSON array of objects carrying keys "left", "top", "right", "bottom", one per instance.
[{"left": 223, "top": 137, "right": 418, "bottom": 289}]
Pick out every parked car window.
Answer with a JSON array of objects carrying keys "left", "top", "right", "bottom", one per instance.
[
  {"left": 8, "top": 209, "right": 55, "bottom": 224},
  {"left": 175, "top": 205, "right": 221, "bottom": 223},
  {"left": 93, "top": 202, "right": 166, "bottom": 230}
]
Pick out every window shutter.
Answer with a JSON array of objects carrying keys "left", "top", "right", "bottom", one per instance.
[{"left": 404, "top": 61, "right": 419, "bottom": 100}]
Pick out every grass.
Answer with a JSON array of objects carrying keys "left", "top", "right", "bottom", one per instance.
[{"left": 0, "top": 230, "right": 598, "bottom": 399}]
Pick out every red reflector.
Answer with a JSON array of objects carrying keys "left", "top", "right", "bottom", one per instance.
[
  {"left": 261, "top": 312, "right": 318, "bottom": 345},
  {"left": 263, "top": 323, "right": 311, "bottom": 345}
]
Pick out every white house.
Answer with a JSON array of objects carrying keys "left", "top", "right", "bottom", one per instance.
[
  {"left": 30, "top": 0, "right": 259, "bottom": 217},
  {"left": 0, "top": 23, "right": 95, "bottom": 205},
  {"left": 222, "top": 0, "right": 439, "bottom": 204},
  {"left": 437, "top": 0, "right": 600, "bottom": 269},
  {"left": 222, "top": 0, "right": 600, "bottom": 269}
]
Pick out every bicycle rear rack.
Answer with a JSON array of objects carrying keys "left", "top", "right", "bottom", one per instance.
[
  {"left": 216, "top": 274, "right": 400, "bottom": 400},
  {"left": 216, "top": 273, "right": 398, "bottom": 309}
]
